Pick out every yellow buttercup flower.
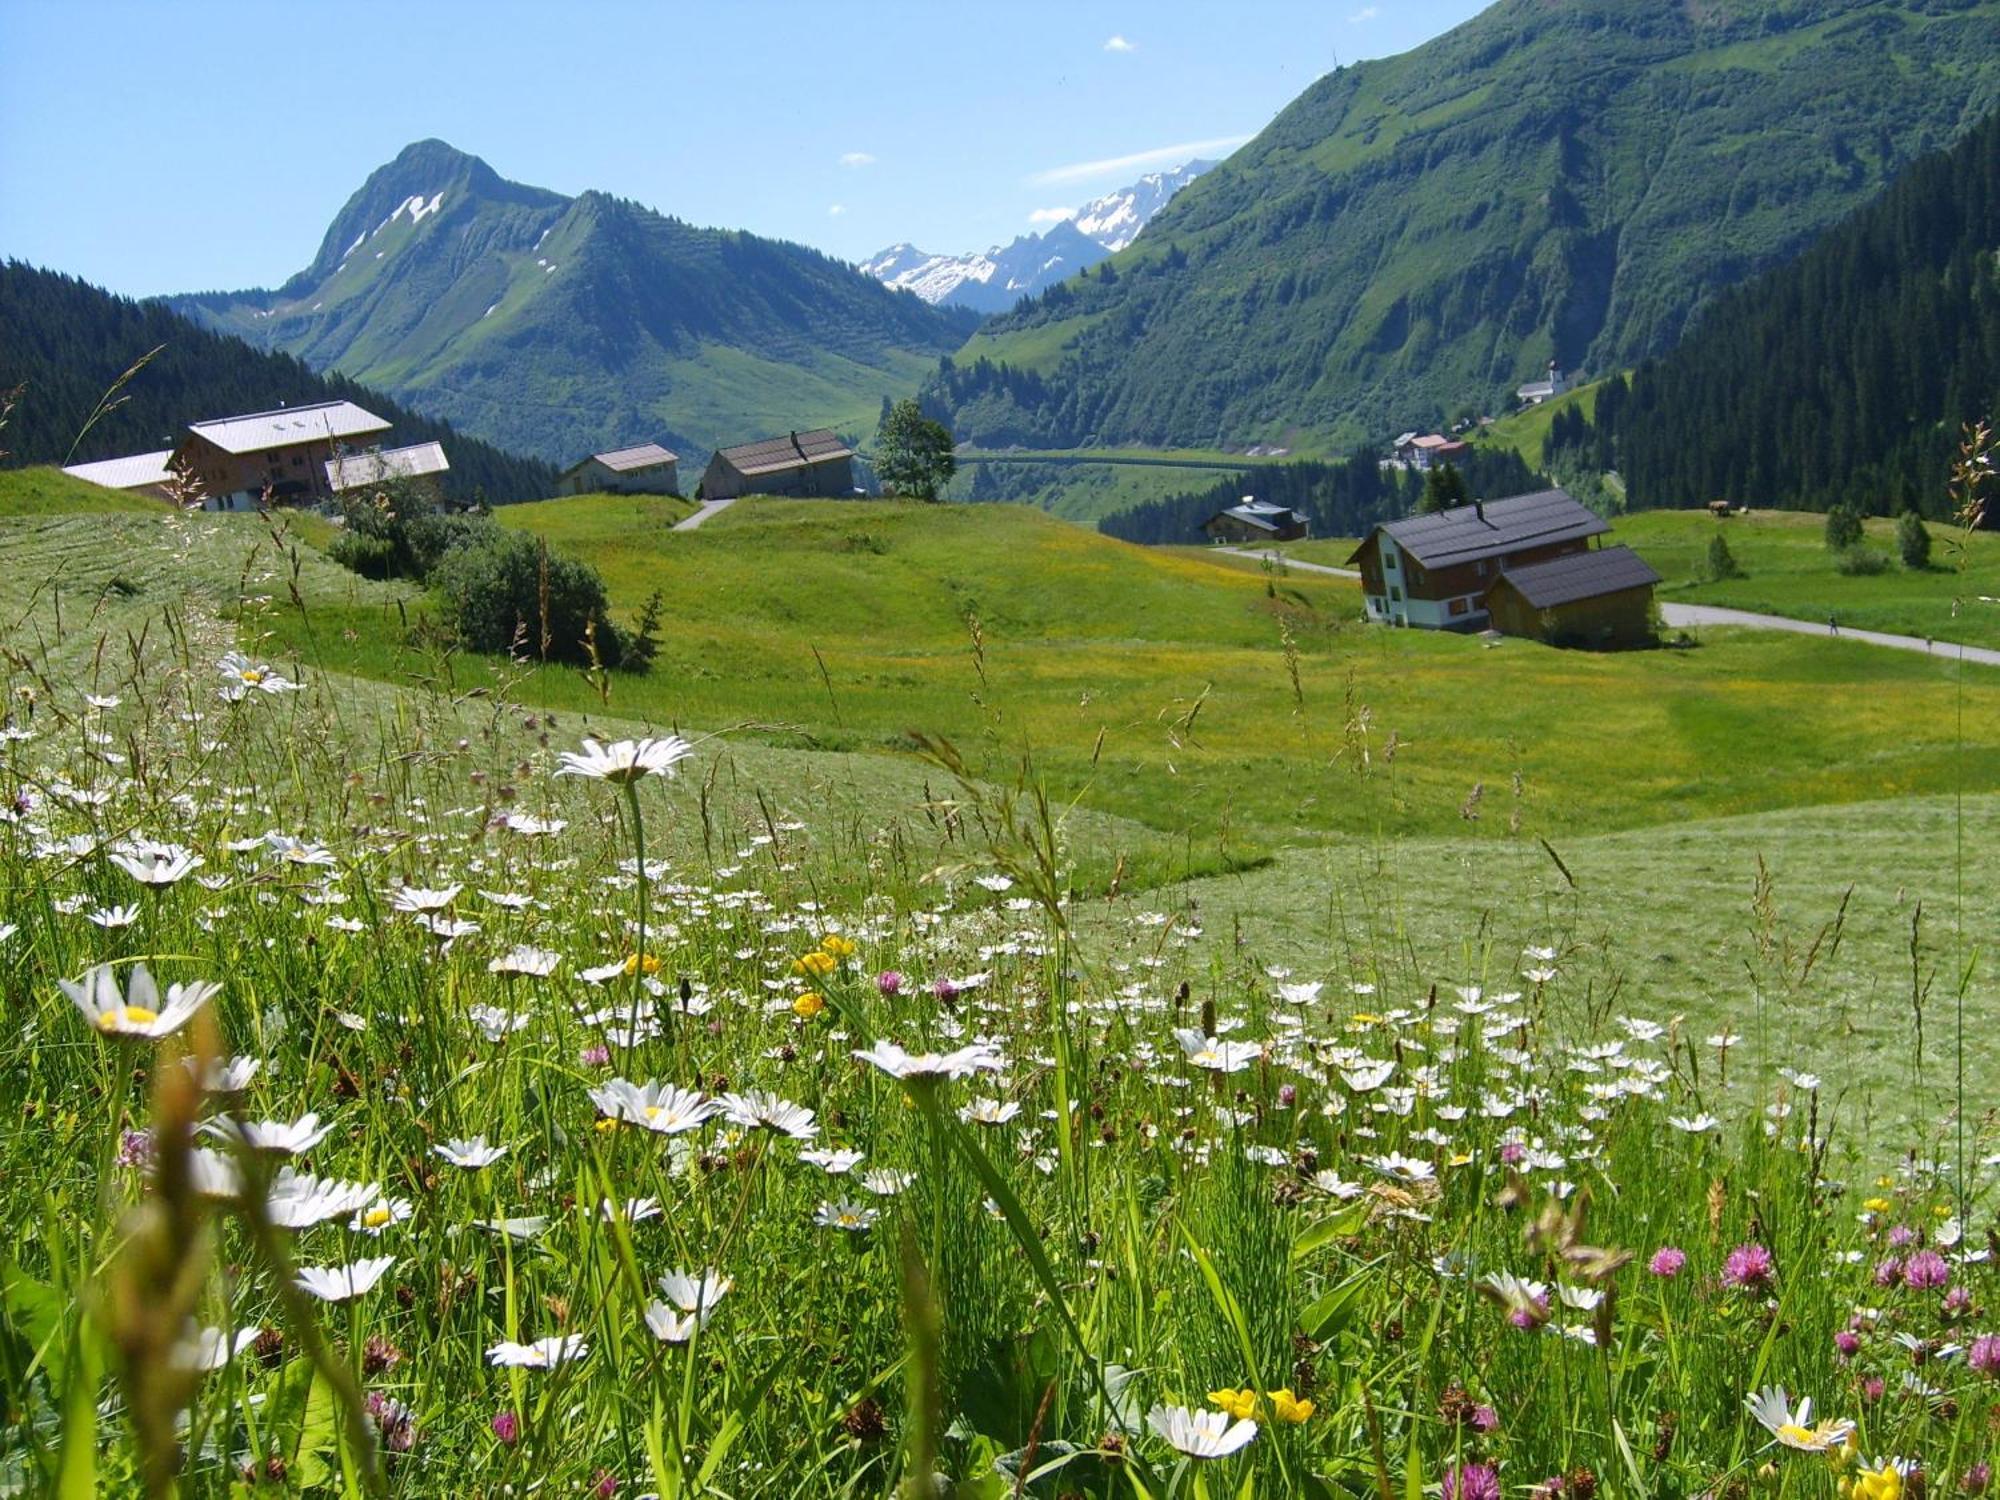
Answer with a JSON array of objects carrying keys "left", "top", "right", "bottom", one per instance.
[
  {"left": 622, "top": 952, "right": 663, "bottom": 977},
  {"left": 793, "top": 991, "right": 826, "bottom": 1019},
  {"left": 1207, "top": 1387, "right": 1258, "bottom": 1421},
  {"left": 794, "top": 951, "right": 837, "bottom": 978},
  {"left": 1863, "top": 1197, "right": 1892, "bottom": 1215},
  {"left": 820, "top": 934, "right": 857, "bottom": 959},
  {"left": 1269, "top": 1388, "right": 1315, "bottom": 1424},
  {"left": 1851, "top": 1461, "right": 1905, "bottom": 1500}
]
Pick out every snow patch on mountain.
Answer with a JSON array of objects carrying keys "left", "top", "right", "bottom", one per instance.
[{"left": 862, "top": 159, "right": 1215, "bottom": 312}]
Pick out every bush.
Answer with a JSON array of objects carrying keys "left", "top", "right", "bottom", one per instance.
[
  {"left": 1704, "top": 532, "right": 1742, "bottom": 581},
  {"left": 1824, "top": 503, "right": 1864, "bottom": 551},
  {"left": 430, "top": 529, "right": 623, "bottom": 668},
  {"left": 1896, "top": 509, "right": 1932, "bottom": 569},
  {"left": 1833, "top": 544, "right": 1889, "bottom": 576}
]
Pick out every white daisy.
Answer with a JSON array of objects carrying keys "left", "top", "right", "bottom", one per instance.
[
  {"left": 295, "top": 1256, "right": 395, "bottom": 1303},
  {"left": 61, "top": 964, "right": 218, "bottom": 1039},
  {"left": 1147, "top": 1404, "right": 1257, "bottom": 1459},
  {"left": 555, "top": 736, "right": 694, "bottom": 784}
]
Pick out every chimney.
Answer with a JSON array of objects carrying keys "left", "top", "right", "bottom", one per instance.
[{"left": 1474, "top": 497, "right": 1485, "bottom": 521}]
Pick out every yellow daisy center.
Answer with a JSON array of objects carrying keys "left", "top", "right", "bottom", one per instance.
[
  {"left": 364, "top": 1205, "right": 392, "bottom": 1228},
  {"left": 99, "top": 1005, "right": 157, "bottom": 1030}
]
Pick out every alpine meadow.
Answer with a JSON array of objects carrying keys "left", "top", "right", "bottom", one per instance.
[{"left": 1, "top": 2, "right": 1998, "bottom": 1498}]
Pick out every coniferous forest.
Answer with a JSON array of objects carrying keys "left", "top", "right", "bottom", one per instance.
[
  {"left": 1097, "top": 447, "right": 1538, "bottom": 546},
  {"left": 0, "top": 262, "right": 558, "bottom": 504},
  {"left": 1552, "top": 107, "right": 2000, "bottom": 519}
]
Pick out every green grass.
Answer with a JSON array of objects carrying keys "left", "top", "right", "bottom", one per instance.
[
  {"left": 0, "top": 478, "right": 1995, "bottom": 1495},
  {"left": 1468, "top": 379, "right": 1611, "bottom": 467},
  {"left": 1620, "top": 509, "right": 2000, "bottom": 648},
  {"left": 497, "top": 491, "right": 698, "bottom": 538},
  {"left": 0, "top": 465, "right": 167, "bottom": 515}
]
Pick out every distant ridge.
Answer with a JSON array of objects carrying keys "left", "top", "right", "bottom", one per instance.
[{"left": 171, "top": 140, "right": 979, "bottom": 468}]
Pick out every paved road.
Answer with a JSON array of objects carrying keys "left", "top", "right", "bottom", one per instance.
[
  {"left": 673, "top": 496, "right": 739, "bottom": 532},
  {"left": 1658, "top": 602, "right": 2000, "bottom": 668},
  {"left": 1233, "top": 548, "right": 1361, "bottom": 580}
]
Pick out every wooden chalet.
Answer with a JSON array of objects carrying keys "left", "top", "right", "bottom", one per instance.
[
  {"left": 559, "top": 443, "right": 681, "bottom": 497},
  {"left": 1202, "top": 497, "right": 1308, "bottom": 543},
  {"left": 698, "top": 429, "right": 854, "bottom": 501},
  {"left": 171, "top": 400, "right": 393, "bottom": 511},
  {"left": 1348, "top": 488, "right": 1655, "bottom": 645}
]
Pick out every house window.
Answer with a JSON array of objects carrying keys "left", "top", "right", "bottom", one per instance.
[
  {"left": 1389, "top": 586, "right": 1402, "bottom": 603},
  {"left": 1449, "top": 598, "right": 1469, "bottom": 617},
  {"left": 1476, "top": 559, "right": 1488, "bottom": 577},
  {"left": 1384, "top": 552, "right": 1398, "bottom": 571}
]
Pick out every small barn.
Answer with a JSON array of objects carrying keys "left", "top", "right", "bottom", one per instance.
[
  {"left": 1202, "top": 497, "right": 1308, "bottom": 543},
  {"left": 1480, "top": 545, "right": 1660, "bottom": 648},
  {"left": 698, "top": 429, "right": 854, "bottom": 501},
  {"left": 559, "top": 443, "right": 681, "bottom": 497}
]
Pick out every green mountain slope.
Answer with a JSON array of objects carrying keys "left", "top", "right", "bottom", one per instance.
[
  {"left": 928, "top": 0, "right": 2000, "bottom": 452},
  {"left": 1571, "top": 106, "right": 2000, "bottom": 515},
  {"left": 0, "top": 260, "right": 557, "bottom": 503},
  {"left": 173, "top": 140, "right": 979, "bottom": 468}
]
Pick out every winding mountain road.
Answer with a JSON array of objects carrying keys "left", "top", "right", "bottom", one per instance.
[{"left": 1231, "top": 548, "right": 2000, "bottom": 668}]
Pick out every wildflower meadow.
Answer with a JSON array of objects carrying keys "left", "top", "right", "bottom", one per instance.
[{"left": 0, "top": 612, "right": 1992, "bottom": 1500}]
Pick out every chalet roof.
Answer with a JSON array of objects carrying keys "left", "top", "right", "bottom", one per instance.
[
  {"left": 568, "top": 442, "right": 679, "bottom": 476},
  {"left": 325, "top": 441, "right": 451, "bottom": 493},
  {"left": 1357, "top": 488, "right": 1609, "bottom": 568},
  {"left": 1392, "top": 432, "right": 1420, "bottom": 448},
  {"left": 1487, "top": 544, "right": 1660, "bottom": 610},
  {"left": 713, "top": 429, "right": 853, "bottom": 476},
  {"left": 62, "top": 450, "right": 175, "bottom": 491},
  {"left": 1410, "top": 434, "right": 1453, "bottom": 450},
  {"left": 187, "top": 400, "right": 391, "bottom": 455}
]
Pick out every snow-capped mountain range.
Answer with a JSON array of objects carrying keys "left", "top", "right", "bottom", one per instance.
[{"left": 861, "top": 159, "right": 1214, "bottom": 315}]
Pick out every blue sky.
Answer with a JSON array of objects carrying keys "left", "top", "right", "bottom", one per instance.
[{"left": 0, "top": 0, "right": 1486, "bottom": 298}]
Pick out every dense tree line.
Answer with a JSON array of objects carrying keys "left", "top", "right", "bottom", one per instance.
[
  {"left": 1550, "top": 107, "right": 2000, "bottom": 519},
  {"left": 1097, "top": 446, "right": 1539, "bottom": 546},
  {"left": 0, "top": 262, "right": 557, "bottom": 503}
]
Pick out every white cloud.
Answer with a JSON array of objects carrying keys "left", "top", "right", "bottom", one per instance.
[
  {"left": 1028, "top": 134, "right": 1251, "bottom": 187},
  {"left": 838, "top": 151, "right": 876, "bottom": 169},
  {"left": 827, "top": 203, "right": 846, "bottom": 216},
  {"left": 1027, "top": 206, "right": 1076, "bottom": 225},
  {"left": 1103, "top": 34, "right": 1136, "bottom": 52},
  {"left": 1347, "top": 5, "right": 1378, "bottom": 19}
]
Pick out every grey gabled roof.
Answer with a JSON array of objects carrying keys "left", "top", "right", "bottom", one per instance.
[
  {"left": 712, "top": 429, "right": 853, "bottom": 476},
  {"left": 325, "top": 441, "right": 451, "bottom": 493},
  {"left": 1488, "top": 544, "right": 1660, "bottom": 609},
  {"left": 1366, "top": 488, "right": 1608, "bottom": 568},
  {"left": 63, "top": 450, "right": 176, "bottom": 490},
  {"left": 566, "top": 442, "right": 679, "bottom": 476},
  {"left": 187, "top": 400, "right": 390, "bottom": 455}
]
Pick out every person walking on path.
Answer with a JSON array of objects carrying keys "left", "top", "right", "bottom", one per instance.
[{"left": 1828, "top": 612, "right": 1839, "bottom": 636}]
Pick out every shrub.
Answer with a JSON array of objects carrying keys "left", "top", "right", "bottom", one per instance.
[
  {"left": 624, "top": 589, "right": 666, "bottom": 674},
  {"left": 1823, "top": 503, "right": 1864, "bottom": 551},
  {"left": 1833, "top": 544, "right": 1889, "bottom": 576},
  {"left": 1896, "top": 509, "right": 1932, "bottom": 569},
  {"left": 1704, "top": 532, "right": 1742, "bottom": 581},
  {"left": 430, "top": 529, "right": 623, "bottom": 668}
]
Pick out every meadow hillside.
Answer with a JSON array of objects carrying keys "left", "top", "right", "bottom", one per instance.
[
  {"left": 2, "top": 477, "right": 1995, "bottom": 1496},
  {"left": 927, "top": 0, "right": 2000, "bottom": 452}
]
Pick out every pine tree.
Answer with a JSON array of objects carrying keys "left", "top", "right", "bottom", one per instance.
[{"left": 1896, "top": 509, "right": 1933, "bottom": 569}]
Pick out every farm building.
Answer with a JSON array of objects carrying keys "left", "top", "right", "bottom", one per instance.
[
  {"left": 1480, "top": 545, "right": 1661, "bottom": 648},
  {"left": 325, "top": 441, "right": 451, "bottom": 494},
  {"left": 698, "top": 429, "right": 854, "bottom": 500},
  {"left": 61, "top": 449, "right": 178, "bottom": 500},
  {"left": 1202, "top": 497, "right": 1308, "bottom": 543},
  {"left": 171, "top": 400, "right": 394, "bottom": 510},
  {"left": 1390, "top": 432, "right": 1470, "bottom": 471},
  {"left": 1348, "top": 488, "right": 1654, "bottom": 644},
  {"left": 558, "top": 443, "right": 681, "bottom": 496}
]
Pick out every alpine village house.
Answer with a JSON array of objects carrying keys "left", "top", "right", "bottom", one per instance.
[
  {"left": 64, "top": 399, "right": 448, "bottom": 511},
  {"left": 1348, "top": 488, "right": 1660, "bottom": 648}
]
